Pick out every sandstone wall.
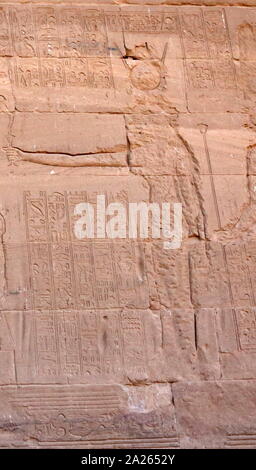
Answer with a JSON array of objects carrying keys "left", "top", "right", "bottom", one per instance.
[{"left": 0, "top": 0, "right": 256, "bottom": 449}]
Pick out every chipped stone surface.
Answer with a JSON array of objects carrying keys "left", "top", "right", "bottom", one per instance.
[{"left": 0, "top": 0, "right": 256, "bottom": 449}]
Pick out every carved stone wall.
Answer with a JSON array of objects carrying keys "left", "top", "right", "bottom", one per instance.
[{"left": 0, "top": 0, "right": 256, "bottom": 449}]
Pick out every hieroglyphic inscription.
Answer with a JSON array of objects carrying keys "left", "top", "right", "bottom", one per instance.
[
  {"left": 203, "top": 10, "right": 231, "bottom": 58},
  {"left": 12, "top": 57, "right": 113, "bottom": 88},
  {"left": 60, "top": 8, "right": 84, "bottom": 58},
  {"left": 180, "top": 11, "right": 208, "bottom": 58},
  {"left": 7, "top": 6, "right": 113, "bottom": 87},
  {"left": 8, "top": 6, "right": 110, "bottom": 58},
  {"left": 234, "top": 308, "right": 256, "bottom": 351},
  {"left": 0, "top": 6, "right": 180, "bottom": 42},
  {"left": 10, "top": 6, "right": 36, "bottom": 57},
  {"left": 225, "top": 243, "right": 255, "bottom": 307},
  {"left": 24, "top": 191, "right": 148, "bottom": 310},
  {"left": 217, "top": 242, "right": 256, "bottom": 352},
  {"left": 1, "top": 6, "right": 231, "bottom": 51},
  {"left": 34, "top": 7, "right": 61, "bottom": 58},
  {"left": 0, "top": 5, "right": 237, "bottom": 90},
  {"left": 219, "top": 307, "right": 256, "bottom": 353},
  {"left": 16, "top": 310, "right": 148, "bottom": 381},
  {"left": 180, "top": 9, "right": 236, "bottom": 90},
  {"left": 185, "top": 60, "right": 236, "bottom": 89},
  {"left": 180, "top": 9, "right": 231, "bottom": 59}
]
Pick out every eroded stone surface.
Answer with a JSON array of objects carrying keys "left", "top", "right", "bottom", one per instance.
[
  {"left": 0, "top": 0, "right": 256, "bottom": 449},
  {"left": 173, "top": 380, "right": 256, "bottom": 448}
]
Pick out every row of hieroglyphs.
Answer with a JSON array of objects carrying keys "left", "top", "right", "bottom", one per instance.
[
  {"left": 1, "top": 307, "right": 256, "bottom": 383},
  {"left": 1, "top": 190, "right": 256, "bottom": 313},
  {"left": 0, "top": 6, "right": 232, "bottom": 58},
  {"left": 21, "top": 191, "right": 256, "bottom": 313},
  {"left": 4, "top": 310, "right": 149, "bottom": 381},
  {"left": 8, "top": 57, "right": 237, "bottom": 90},
  {"left": 0, "top": 6, "right": 250, "bottom": 90}
]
